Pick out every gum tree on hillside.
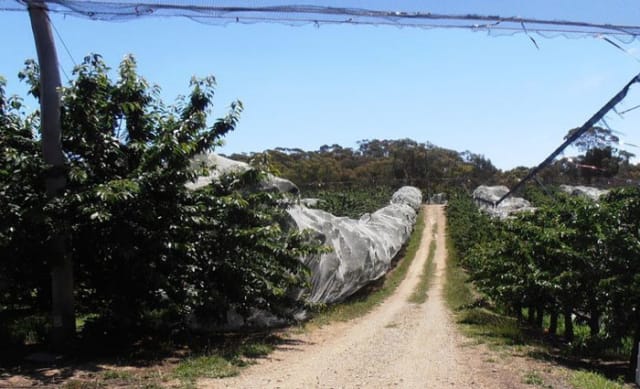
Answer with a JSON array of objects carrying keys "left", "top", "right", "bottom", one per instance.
[{"left": 564, "top": 126, "right": 628, "bottom": 184}]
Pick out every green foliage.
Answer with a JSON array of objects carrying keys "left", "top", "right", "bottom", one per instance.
[
  {"left": 446, "top": 189, "right": 640, "bottom": 368},
  {"left": 443, "top": 235, "right": 475, "bottom": 312},
  {"left": 0, "top": 75, "right": 49, "bottom": 313},
  {"left": 523, "top": 370, "right": 545, "bottom": 386},
  {"left": 0, "top": 54, "right": 323, "bottom": 344},
  {"left": 102, "top": 369, "right": 135, "bottom": 381},
  {"left": 553, "top": 126, "right": 629, "bottom": 185},
  {"left": 565, "top": 126, "right": 621, "bottom": 153},
  {"left": 445, "top": 228, "right": 530, "bottom": 349},
  {"left": 570, "top": 370, "right": 626, "bottom": 389},
  {"left": 0, "top": 312, "right": 50, "bottom": 345},
  {"left": 61, "top": 380, "right": 104, "bottom": 389},
  {"left": 228, "top": 139, "right": 499, "bottom": 196},
  {"left": 237, "top": 341, "right": 274, "bottom": 358},
  {"left": 174, "top": 354, "right": 240, "bottom": 383},
  {"left": 173, "top": 339, "right": 275, "bottom": 387},
  {"left": 445, "top": 191, "right": 497, "bottom": 262},
  {"left": 308, "top": 187, "right": 393, "bottom": 218},
  {"left": 408, "top": 224, "right": 437, "bottom": 304}
]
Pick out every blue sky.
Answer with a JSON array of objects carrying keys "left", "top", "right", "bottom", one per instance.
[{"left": 2, "top": 8, "right": 640, "bottom": 170}]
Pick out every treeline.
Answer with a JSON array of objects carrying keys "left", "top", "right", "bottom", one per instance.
[
  {"left": 500, "top": 157, "right": 640, "bottom": 190},
  {"left": 447, "top": 189, "right": 640, "bottom": 369},
  {"left": 228, "top": 136, "right": 640, "bottom": 199},
  {"left": 227, "top": 139, "right": 500, "bottom": 196}
]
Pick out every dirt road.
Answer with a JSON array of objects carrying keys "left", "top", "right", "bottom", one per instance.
[{"left": 202, "top": 205, "right": 541, "bottom": 388}]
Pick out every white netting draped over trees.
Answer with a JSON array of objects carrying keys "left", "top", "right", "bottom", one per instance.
[{"left": 3, "top": 1, "right": 640, "bottom": 39}]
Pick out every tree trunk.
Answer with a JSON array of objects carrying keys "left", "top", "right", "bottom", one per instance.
[
  {"left": 28, "top": 1, "right": 75, "bottom": 349},
  {"left": 589, "top": 309, "right": 600, "bottom": 337},
  {"left": 563, "top": 307, "right": 574, "bottom": 342},
  {"left": 528, "top": 305, "right": 536, "bottom": 325},
  {"left": 549, "top": 311, "right": 558, "bottom": 335},
  {"left": 514, "top": 303, "right": 523, "bottom": 321},
  {"left": 535, "top": 305, "right": 544, "bottom": 330}
]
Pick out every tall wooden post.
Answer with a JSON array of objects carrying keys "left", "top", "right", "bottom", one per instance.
[
  {"left": 636, "top": 342, "right": 640, "bottom": 386},
  {"left": 27, "top": 0, "right": 75, "bottom": 349}
]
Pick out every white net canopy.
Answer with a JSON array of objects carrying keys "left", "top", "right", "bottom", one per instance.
[{"left": 4, "top": 1, "right": 640, "bottom": 40}]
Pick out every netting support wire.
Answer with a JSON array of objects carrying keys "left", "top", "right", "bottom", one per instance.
[
  {"left": 601, "top": 36, "right": 640, "bottom": 63},
  {"left": 533, "top": 175, "right": 556, "bottom": 201},
  {"left": 496, "top": 71, "right": 640, "bottom": 206},
  {"left": 521, "top": 22, "right": 540, "bottom": 49},
  {"left": 4, "top": 2, "right": 640, "bottom": 37},
  {"left": 620, "top": 103, "right": 640, "bottom": 115}
]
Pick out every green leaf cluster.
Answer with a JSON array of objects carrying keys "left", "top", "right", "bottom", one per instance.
[
  {"left": 307, "top": 187, "right": 393, "bottom": 219},
  {"left": 447, "top": 189, "right": 640, "bottom": 366},
  {"left": 0, "top": 55, "right": 321, "bottom": 344}
]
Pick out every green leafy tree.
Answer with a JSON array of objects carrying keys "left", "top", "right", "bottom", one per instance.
[
  {"left": 565, "top": 126, "right": 625, "bottom": 184},
  {"left": 1, "top": 55, "right": 322, "bottom": 345},
  {"left": 447, "top": 189, "right": 640, "bottom": 371},
  {"left": 0, "top": 76, "right": 50, "bottom": 312},
  {"left": 599, "top": 188, "right": 640, "bottom": 368}
]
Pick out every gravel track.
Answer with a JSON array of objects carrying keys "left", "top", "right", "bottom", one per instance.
[{"left": 202, "top": 205, "right": 545, "bottom": 389}]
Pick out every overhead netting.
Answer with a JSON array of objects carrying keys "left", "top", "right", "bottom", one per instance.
[{"left": 4, "top": 1, "right": 640, "bottom": 39}]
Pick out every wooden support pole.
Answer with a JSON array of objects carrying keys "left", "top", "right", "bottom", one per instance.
[
  {"left": 636, "top": 342, "right": 640, "bottom": 386},
  {"left": 27, "top": 0, "right": 75, "bottom": 349}
]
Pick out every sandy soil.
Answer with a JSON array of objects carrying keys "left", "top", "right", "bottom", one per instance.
[{"left": 201, "top": 205, "right": 569, "bottom": 389}]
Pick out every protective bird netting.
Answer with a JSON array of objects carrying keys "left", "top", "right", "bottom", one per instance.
[
  {"left": 4, "top": 1, "right": 640, "bottom": 40},
  {"left": 188, "top": 153, "right": 422, "bottom": 304},
  {"left": 289, "top": 186, "right": 421, "bottom": 304}
]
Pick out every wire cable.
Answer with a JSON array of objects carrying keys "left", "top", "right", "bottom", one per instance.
[
  {"left": 47, "top": 12, "right": 77, "bottom": 82},
  {"left": 600, "top": 35, "right": 640, "bottom": 63}
]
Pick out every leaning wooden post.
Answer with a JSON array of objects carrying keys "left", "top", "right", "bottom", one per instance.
[{"left": 27, "top": 0, "right": 75, "bottom": 348}]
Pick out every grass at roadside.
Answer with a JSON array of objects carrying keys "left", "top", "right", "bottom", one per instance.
[
  {"left": 171, "top": 337, "right": 279, "bottom": 388},
  {"left": 443, "top": 234, "right": 475, "bottom": 312},
  {"left": 408, "top": 222, "right": 437, "bottom": 304},
  {"left": 62, "top": 369, "right": 165, "bottom": 389},
  {"left": 443, "top": 233, "right": 527, "bottom": 347},
  {"left": 55, "top": 337, "right": 277, "bottom": 389},
  {"left": 306, "top": 206, "right": 426, "bottom": 327},
  {"left": 443, "top": 231, "right": 633, "bottom": 389},
  {"left": 570, "top": 370, "right": 626, "bottom": 389}
]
